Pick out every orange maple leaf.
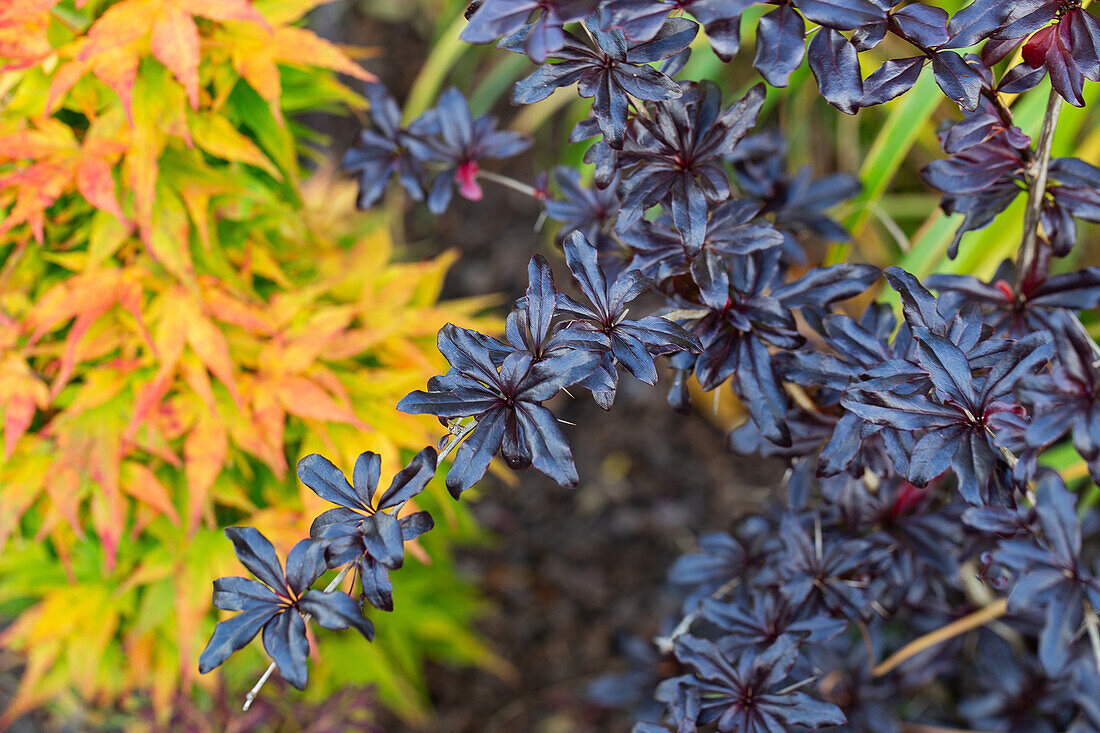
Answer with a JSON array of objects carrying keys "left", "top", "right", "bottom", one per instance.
[
  {"left": 25, "top": 268, "right": 150, "bottom": 397},
  {"left": 0, "top": 354, "right": 50, "bottom": 459},
  {"left": 222, "top": 22, "right": 374, "bottom": 122},
  {"left": 77, "top": 0, "right": 270, "bottom": 110},
  {"left": 184, "top": 406, "right": 227, "bottom": 533},
  {"left": 0, "top": 121, "right": 130, "bottom": 241},
  {"left": 48, "top": 43, "right": 142, "bottom": 122},
  {"left": 0, "top": 0, "right": 58, "bottom": 70}
]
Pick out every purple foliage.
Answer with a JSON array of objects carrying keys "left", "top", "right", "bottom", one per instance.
[{"left": 205, "top": 3, "right": 1100, "bottom": 728}]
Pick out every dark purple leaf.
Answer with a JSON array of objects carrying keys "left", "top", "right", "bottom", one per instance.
[
  {"left": 211, "top": 577, "right": 281, "bottom": 612},
  {"left": 885, "top": 266, "right": 947, "bottom": 333},
  {"left": 735, "top": 335, "right": 791, "bottom": 447},
  {"left": 398, "top": 511, "right": 435, "bottom": 541},
  {"left": 753, "top": 5, "right": 806, "bottom": 87},
  {"left": 361, "top": 510, "right": 405, "bottom": 569},
  {"left": 909, "top": 426, "right": 967, "bottom": 485},
  {"left": 932, "top": 50, "right": 983, "bottom": 110},
  {"left": 516, "top": 402, "right": 579, "bottom": 486},
  {"left": 446, "top": 406, "right": 506, "bottom": 497},
  {"left": 225, "top": 527, "right": 288, "bottom": 594},
  {"left": 808, "top": 28, "right": 864, "bottom": 114},
  {"left": 772, "top": 263, "right": 880, "bottom": 307},
  {"left": 262, "top": 606, "right": 311, "bottom": 690},
  {"left": 283, "top": 539, "right": 327, "bottom": 597},
  {"left": 298, "top": 589, "right": 376, "bottom": 640},
  {"left": 890, "top": 4, "right": 949, "bottom": 47},
  {"left": 944, "top": 0, "right": 1014, "bottom": 49},
  {"left": 348, "top": 452, "right": 381, "bottom": 509},
  {"left": 842, "top": 389, "right": 964, "bottom": 431},
  {"left": 377, "top": 446, "right": 438, "bottom": 509},
  {"left": 297, "top": 454, "right": 360, "bottom": 512},
  {"left": 912, "top": 328, "right": 977, "bottom": 408},
  {"left": 198, "top": 605, "right": 279, "bottom": 674},
  {"left": 797, "top": 0, "right": 886, "bottom": 31},
  {"left": 861, "top": 56, "right": 924, "bottom": 106}
]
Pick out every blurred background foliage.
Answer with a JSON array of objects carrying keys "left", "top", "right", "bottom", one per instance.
[
  {"left": 0, "top": 0, "right": 502, "bottom": 728},
  {"left": 3, "top": 0, "right": 1100, "bottom": 729}
]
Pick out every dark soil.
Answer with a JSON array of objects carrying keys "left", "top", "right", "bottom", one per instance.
[{"left": 406, "top": 389, "right": 782, "bottom": 733}]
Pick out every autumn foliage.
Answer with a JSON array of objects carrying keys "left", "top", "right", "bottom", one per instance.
[{"left": 0, "top": 0, "right": 496, "bottom": 724}]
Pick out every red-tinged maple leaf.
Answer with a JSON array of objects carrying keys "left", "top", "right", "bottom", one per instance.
[
  {"left": 123, "top": 73, "right": 193, "bottom": 255},
  {"left": 0, "top": 121, "right": 130, "bottom": 240},
  {"left": 150, "top": 5, "right": 202, "bottom": 108},
  {"left": 51, "top": 429, "right": 125, "bottom": 571},
  {"left": 77, "top": 0, "right": 270, "bottom": 111},
  {"left": 124, "top": 365, "right": 175, "bottom": 447},
  {"left": 222, "top": 22, "right": 373, "bottom": 122},
  {"left": 42, "top": 463, "right": 85, "bottom": 540},
  {"left": 26, "top": 269, "right": 150, "bottom": 397},
  {"left": 124, "top": 301, "right": 186, "bottom": 447},
  {"left": 76, "top": 138, "right": 131, "bottom": 225},
  {"left": 241, "top": 376, "right": 287, "bottom": 477},
  {"left": 198, "top": 280, "right": 276, "bottom": 334},
  {"left": 269, "top": 26, "right": 374, "bottom": 82},
  {"left": 0, "top": 0, "right": 56, "bottom": 70},
  {"left": 183, "top": 406, "right": 228, "bottom": 533},
  {"left": 179, "top": 296, "right": 244, "bottom": 409},
  {"left": 0, "top": 0, "right": 60, "bottom": 24},
  {"left": 0, "top": 354, "right": 49, "bottom": 459},
  {"left": 48, "top": 44, "right": 141, "bottom": 123},
  {"left": 270, "top": 373, "right": 366, "bottom": 427},
  {"left": 0, "top": 162, "right": 68, "bottom": 243},
  {"left": 121, "top": 462, "right": 180, "bottom": 524},
  {"left": 256, "top": 306, "right": 354, "bottom": 373},
  {"left": 180, "top": 353, "right": 218, "bottom": 412}
]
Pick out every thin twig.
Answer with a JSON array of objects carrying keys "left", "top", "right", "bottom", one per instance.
[
  {"left": 775, "top": 675, "right": 819, "bottom": 696},
  {"left": 654, "top": 577, "right": 740, "bottom": 654},
  {"left": 1068, "top": 310, "right": 1100, "bottom": 364},
  {"left": 476, "top": 170, "right": 540, "bottom": 199},
  {"left": 1085, "top": 603, "right": 1100, "bottom": 676},
  {"left": 785, "top": 383, "right": 819, "bottom": 413},
  {"left": 439, "top": 418, "right": 477, "bottom": 462},
  {"left": 872, "top": 599, "right": 1008, "bottom": 676},
  {"left": 855, "top": 620, "right": 876, "bottom": 675},
  {"left": 660, "top": 308, "right": 710, "bottom": 322},
  {"left": 242, "top": 561, "right": 356, "bottom": 710},
  {"left": 1015, "top": 87, "right": 1063, "bottom": 291}
]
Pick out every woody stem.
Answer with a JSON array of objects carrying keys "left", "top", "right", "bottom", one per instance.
[
  {"left": 1015, "top": 87, "right": 1063, "bottom": 291},
  {"left": 477, "top": 170, "right": 540, "bottom": 198}
]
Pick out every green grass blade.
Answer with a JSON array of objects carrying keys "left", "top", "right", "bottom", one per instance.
[{"left": 846, "top": 70, "right": 941, "bottom": 239}]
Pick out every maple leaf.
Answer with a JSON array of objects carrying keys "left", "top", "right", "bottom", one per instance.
[
  {"left": 77, "top": 0, "right": 270, "bottom": 110},
  {"left": 26, "top": 268, "right": 151, "bottom": 398},
  {"left": 0, "top": 354, "right": 49, "bottom": 459},
  {"left": 0, "top": 119, "right": 130, "bottom": 241},
  {"left": 185, "top": 406, "right": 228, "bottom": 532},
  {"left": 178, "top": 294, "right": 244, "bottom": 409},
  {"left": 0, "top": 0, "right": 57, "bottom": 71},
  {"left": 221, "top": 22, "right": 374, "bottom": 121},
  {"left": 0, "top": 0, "right": 484, "bottom": 718},
  {"left": 0, "top": 0, "right": 60, "bottom": 24},
  {"left": 47, "top": 42, "right": 142, "bottom": 122}
]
